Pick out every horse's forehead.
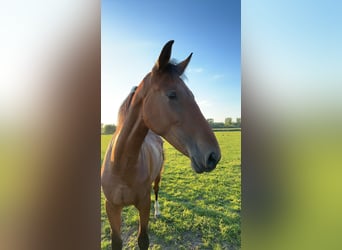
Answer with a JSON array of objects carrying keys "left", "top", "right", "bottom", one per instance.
[{"left": 152, "top": 73, "right": 184, "bottom": 89}]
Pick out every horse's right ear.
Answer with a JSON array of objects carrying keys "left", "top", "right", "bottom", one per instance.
[{"left": 154, "top": 40, "right": 174, "bottom": 71}]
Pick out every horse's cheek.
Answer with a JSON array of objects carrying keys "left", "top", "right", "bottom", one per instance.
[
  {"left": 144, "top": 98, "right": 163, "bottom": 132},
  {"left": 144, "top": 98, "right": 154, "bottom": 120}
]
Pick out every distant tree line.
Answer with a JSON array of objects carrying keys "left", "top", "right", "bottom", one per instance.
[
  {"left": 101, "top": 117, "right": 240, "bottom": 134},
  {"left": 101, "top": 123, "right": 116, "bottom": 134},
  {"left": 207, "top": 117, "right": 241, "bottom": 129}
]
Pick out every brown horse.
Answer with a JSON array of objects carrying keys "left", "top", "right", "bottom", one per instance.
[{"left": 101, "top": 40, "right": 221, "bottom": 249}]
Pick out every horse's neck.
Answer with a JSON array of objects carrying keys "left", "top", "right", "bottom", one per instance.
[{"left": 111, "top": 98, "right": 148, "bottom": 170}]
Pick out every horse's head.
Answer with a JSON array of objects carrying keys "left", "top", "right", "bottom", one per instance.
[{"left": 141, "top": 40, "right": 221, "bottom": 173}]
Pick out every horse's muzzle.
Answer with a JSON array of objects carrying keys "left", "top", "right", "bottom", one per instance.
[
  {"left": 191, "top": 151, "right": 221, "bottom": 173},
  {"left": 206, "top": 152, "right": 220, "bottom": 171}
]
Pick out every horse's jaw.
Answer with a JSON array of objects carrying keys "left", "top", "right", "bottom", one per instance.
[{"left": 160, "top": 128, "right": 220, "bottom": 174}]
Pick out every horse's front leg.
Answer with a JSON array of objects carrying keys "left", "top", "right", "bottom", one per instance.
[
  {"left": 153, "top": 172, "right": 161, "bottom": 218},
  {"left": 136, "top": 194, "right": 151, "bottom": 250},
  {"left": 105, "top": 200, "right": 123, "bottom": 250}
]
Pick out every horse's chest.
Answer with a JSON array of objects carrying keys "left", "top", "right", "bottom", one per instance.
[{"left": 111, "top": 183, "right": 148, "bottom": 206}]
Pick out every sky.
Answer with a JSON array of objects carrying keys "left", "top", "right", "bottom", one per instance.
[{"left": 101, "top": 0, "right": 240, "bottom": 124}]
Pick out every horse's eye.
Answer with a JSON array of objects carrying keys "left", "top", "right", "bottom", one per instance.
[{"left": 166, "top": 90, "right": 177, "bottom": 100}]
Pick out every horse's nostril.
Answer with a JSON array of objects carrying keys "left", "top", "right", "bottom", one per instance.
[{"left": 207, "top": 152, "right": 218, "bottom": 170}]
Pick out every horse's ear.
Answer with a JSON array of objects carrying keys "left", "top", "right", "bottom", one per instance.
[
  {"left": 176, "top": 53, "right": 193, "bottom": 75},
  {"left": 154, "top": 40, "right": 174, "bottom": 71}
]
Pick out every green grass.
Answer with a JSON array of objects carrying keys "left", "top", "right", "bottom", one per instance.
[{"left": 101, "top": 131, "right": 241, "bottom": 249}]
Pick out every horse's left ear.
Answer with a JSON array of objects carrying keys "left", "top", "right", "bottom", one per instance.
[{"left": 176, "top": 53, "right": 193, "bottom": 75}]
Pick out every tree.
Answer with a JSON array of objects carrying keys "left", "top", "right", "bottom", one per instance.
[
  {"left": 207, "top": 118, "right": 214, "bottom": 125},
  {"left": 212, "top": 122, "right": 225, "bottom": 128},
  {"left": 103, "top": 124, "right": 116, "bottom": 134},
  {"left": 225, "top": 117, "right": 232, "bottom": 127},
  {"left": 236, "top": 118, "right": 241, "bottom": 127}
]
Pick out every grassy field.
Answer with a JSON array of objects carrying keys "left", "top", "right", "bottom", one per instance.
[{"left": 101, "top": 131, "right": 241, "bottom": 249}]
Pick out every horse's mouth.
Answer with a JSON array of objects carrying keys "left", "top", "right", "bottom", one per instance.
[
  {"left": 191, "top": 151, "right": 220, "bottom": 174},
  {"left": 190, "top": 157, "right": 207, "bottom": 174}
]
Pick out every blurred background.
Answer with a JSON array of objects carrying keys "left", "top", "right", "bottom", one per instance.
[
  {"left": 0, "top": 1, "right": 100, "bottom": 249},
  {"left": 242, "top": 1, "right": 342, "bottom": 249},
  {"left": 1, "top": 0, "right": 341, "bottom": 249}
]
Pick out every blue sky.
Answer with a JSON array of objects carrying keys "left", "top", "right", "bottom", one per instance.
[{"left": 101, "top": 0, "right": 240, "bottom": 124}]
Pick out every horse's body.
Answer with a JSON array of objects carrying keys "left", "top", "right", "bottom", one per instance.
[
  {"left": 101, "top": 40, "right": 221, "bottom": 250},
  {"left": 102, "top": 129, "right": 163, "bottom": 207}
]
